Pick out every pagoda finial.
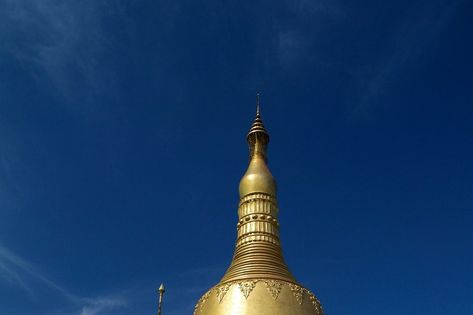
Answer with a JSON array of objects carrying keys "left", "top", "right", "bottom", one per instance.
[
  {"left": 256, "top": 93, "right": 261, "bottom": 116},
  {"left": 247, "top": 94, "right": 269, "bottom": 162}
]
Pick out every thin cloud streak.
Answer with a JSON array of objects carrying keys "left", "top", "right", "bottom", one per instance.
[
  {"left": 275, "top": 0, "right": 346, "bottom": 71},
  {"left": 0, "top": 243, "right": 76, "bottom": 300},
  {"left": 354, "top": 0, "right": 462, "bottom": 113},
  {"left": 0, "top": 0, "right": 119, "bottom": 109},
  {"left": 0, "top": 244, "right": 127, "bottom": 315},
  {"left": 0, "top": 259, "right": 33, "bottom": 295},
  {"left": 78, "top": 298, "right": 127, "bottom": 315}
]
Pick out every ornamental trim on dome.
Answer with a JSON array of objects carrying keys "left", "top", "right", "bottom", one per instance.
[
  {"left": 193, "top": 290, "right": 211, "bottom": 314},
  {"left": 216, "top": 283, "right": 231, "bottom": 303},
  {"left": 307, "top": 290, "right": 324, "bottom": 314},
  {"left": 238, "top": 280, "right": 258, "bottom": 299},
  {"left": 264, "top": 279, "right": 283, "bottom": 300},
  {"left": 194, "top": 280, "right": 323, "bottom": 315},
  {"left": 289, "top": 283, "right": 305, "bottom": 305}
]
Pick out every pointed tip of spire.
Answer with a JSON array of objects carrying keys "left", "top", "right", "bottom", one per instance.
[
  {"left": 159, "top": 283, "right": 165, "bottom": 293},
  {"left": 247, "top": 93, "right": 269, "bottom": 147},
  {"left": 256, "top": 93, "right": 261, "bottom": 116}
]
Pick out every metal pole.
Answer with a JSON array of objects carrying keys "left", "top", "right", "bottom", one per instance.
[{"left": 158, "top": 283, "right": 165, "bottom": 315}]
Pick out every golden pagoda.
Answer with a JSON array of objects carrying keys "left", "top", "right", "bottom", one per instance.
[{"left": 194, "top": 97, "right": 323, "bottom": 315}]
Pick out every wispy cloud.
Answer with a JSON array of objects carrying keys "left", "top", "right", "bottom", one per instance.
[
  {"left": 0, "top": 132, "right": 25, "bottom": 215},
  {"left": 275, "top": 0, "right": 346, "bottom": 71},
  {"left": 354, "top": 0, "right": 462, "bottom": 113},
  {"left": 277, "top": 30, "right": 306, "bottom": 70},
  {"left": 78, "top": 298, "right": 126, "bottom": 315},
  {"left": 0, "top": 244, "right": 127, "bottom": 315},
  {"left": 0, "top": 244, "right": 72, "bottom": 297},
  {"left": 0, "top": 0, "right": 120, "bottom": 108},
  {"left": 0, "top": 259, "right": 33, "bottom": 295}
]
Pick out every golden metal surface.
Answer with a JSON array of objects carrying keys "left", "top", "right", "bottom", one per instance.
[
  {"left": 194, "top": 280, "right": 322, "bottom": 315},
  {"left": 195, "top": 105, "right": 323, "bottom": 314}
]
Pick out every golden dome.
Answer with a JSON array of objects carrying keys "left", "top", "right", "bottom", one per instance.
[
  {"left": 195, "top": 99, "right": 323, "bottom": 315},
  {"left": 194, "top": 280, "right": 322, "bottom": 315}
]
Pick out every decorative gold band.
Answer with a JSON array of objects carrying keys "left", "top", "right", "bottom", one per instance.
[{"left": 194, "top": 279, "right": 323, "bottom": 315}]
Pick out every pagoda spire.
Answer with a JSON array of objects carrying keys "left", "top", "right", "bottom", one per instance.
[
  {"left": 247, "top": 94, "right": 269, "bottom": 162},
  {"left": 220, "top": 96, "right": 294, "bottom": 283},
  {"left": 194, "top": 96, "right": 323, "bottom": 315},
  {"left": 256, "top": 93, "right": 261, "bottom": 116}
]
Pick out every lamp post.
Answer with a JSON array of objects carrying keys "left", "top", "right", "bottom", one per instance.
[{"left": 158, "top": 283, "right": 165, "bottom": 315}]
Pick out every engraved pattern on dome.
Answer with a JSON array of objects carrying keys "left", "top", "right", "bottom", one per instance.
[
  {"left": 216, "top": 283, "right": 231, "bottom": 303},
  {"left": 238, "top": 280, "right": 257, "bottom": 299},
  {"left": 290, "top": 283, "right": 305, "bottom": 305},
  {"left": 194, "top": 280, "right": 323, "bottom": 315},
  {"left": 264, "top": 279, "right": 284, "bottom": 300}
]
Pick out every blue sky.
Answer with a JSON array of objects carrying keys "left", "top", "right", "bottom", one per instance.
[{"left": 0, "top": 0, "right": 472, "bottom": 314}]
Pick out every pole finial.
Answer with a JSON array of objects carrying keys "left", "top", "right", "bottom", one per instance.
[{"left": 157, "top": 283, "right": 165, "bottom": 315}]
